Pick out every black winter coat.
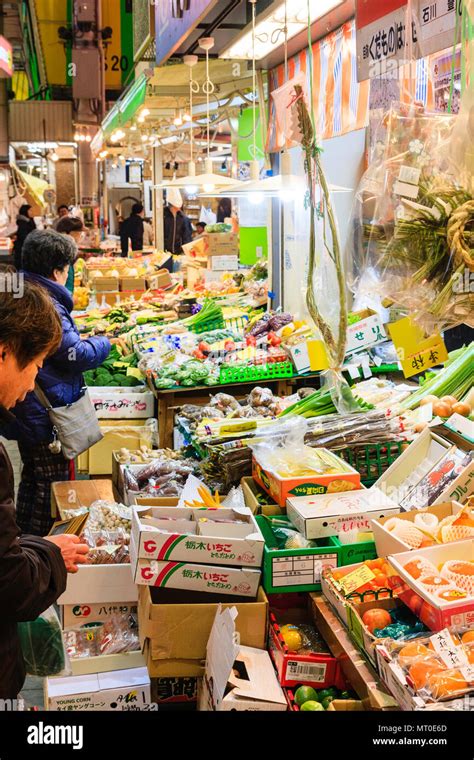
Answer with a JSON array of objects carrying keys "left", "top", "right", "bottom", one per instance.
[
  {"left": 163, "top": 207, "right": 193, "bottom": 255},
  {"left": 12, "top": 215, "right": 36, "bottom": 269},
  {"left": 0, "top": 412, "right": 67, "bottom": 698},
  {"left": 120, "top": 213, "right": 144, "bottom": 256}
]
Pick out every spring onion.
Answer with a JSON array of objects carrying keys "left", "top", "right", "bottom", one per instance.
[{"left": 399, "top": 343, "right": 473, "bottom": 410}]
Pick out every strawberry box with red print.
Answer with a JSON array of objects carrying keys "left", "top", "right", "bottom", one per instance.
[{"left": 131, "top": 505, "right": 264, "bottom": 567}]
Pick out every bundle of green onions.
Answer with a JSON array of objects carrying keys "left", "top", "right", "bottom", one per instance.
[
  {"left": 278, "top": 387, "right": 373, "bottom": 418},
  {"left": 399, "top": 343, "right": 473, "bottom": 410},
  {"left": 180, "top": 299, "right": 223, "bottom": 330}
]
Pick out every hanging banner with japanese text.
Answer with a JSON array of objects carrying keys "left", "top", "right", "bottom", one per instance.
[{"left": 356, "top": 0, "right": 462, "bottom": 81}]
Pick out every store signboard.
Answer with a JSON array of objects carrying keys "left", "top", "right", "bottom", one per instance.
[
  {"left": 356, "top": 0, "right": 462, "bottom": 81},
  {"left": 0, "top": 37, "right": 13, "bottom": 78},
  {"left": 155, "top": 0, "right": 219, "bottom": 66}
]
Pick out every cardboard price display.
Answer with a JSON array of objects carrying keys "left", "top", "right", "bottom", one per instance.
[
  {"left": 388, "top": 316, "right": 448, "bottom": 378},
  {"left": 338, "top": 564, "right": 376, "bottom": 595}
]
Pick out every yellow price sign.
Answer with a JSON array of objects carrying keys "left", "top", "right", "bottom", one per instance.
[
  {"left": 339, "top": 565, "right": 376, "bottom": 596},
  {"left": 388, "top": 317, "right": 448, "bottom": 378},
  {"left": 307, "top": 339, "right": 329, "bottom": 371}
]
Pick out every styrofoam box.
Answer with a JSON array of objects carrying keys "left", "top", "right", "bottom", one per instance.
[{"left": 87, "top": 387, "right": 154, "bottom": 419}]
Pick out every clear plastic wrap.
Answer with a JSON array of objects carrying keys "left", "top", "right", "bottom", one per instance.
[
  {"left": 18, "top": 606, "right": 71, "bottom": 677},
  {"left": 82, "top": 527, "right": 130, "bottom": 565},
  {"left": 349, "top": 102, "right": 472, "bottom": 332},
  {"left": 64, "top": 614, "right": 140, "bottom": 659},
  {"left": 86, "top": 500, "right": 133, "bottom": 535},
  {"left": 385, "top": 629, "right": 474, "bottom": 703}
]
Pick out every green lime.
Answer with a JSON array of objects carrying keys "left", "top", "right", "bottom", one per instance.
[
  {"left": 294, "top": 686, "right": 319, "bottom": 707},
  {"left": 338, "top": 690, "right": 352, "bottom": 699},
  {"left": 300, "top": 700, "right": 324, "bottom": 711},
  {"left": 317, "top": 687, "right": 338, "bottom": 701},
  {"left": 321, "top": 696, "right": 335, "bottom": 710}
]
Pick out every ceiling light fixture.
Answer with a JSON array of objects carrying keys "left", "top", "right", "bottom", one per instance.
[{"left": 219, "top": 0, "right": 343, "bottom": 60}]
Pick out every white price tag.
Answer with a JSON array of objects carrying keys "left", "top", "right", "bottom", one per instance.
[
  {"left": 361, "top": 362, "right": 372, "bottom": 378},
  {"left": 373, "top": 355, "right": 383, "bottom": 367},
  {"left": 346, "top": 365, "right": 360, "bottom": 380}
]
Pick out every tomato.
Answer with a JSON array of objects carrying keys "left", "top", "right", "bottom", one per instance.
[{"left": 361, "top": 608, "right": 392, "bottom": 634}]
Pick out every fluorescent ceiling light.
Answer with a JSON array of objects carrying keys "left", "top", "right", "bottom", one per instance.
[{"left": 220, "top": 0, "right": 343, "bottom": 60}]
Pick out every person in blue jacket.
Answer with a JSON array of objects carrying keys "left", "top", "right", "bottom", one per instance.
[{"left": 6, "top": 230, "right": 111, "bottom": 536}]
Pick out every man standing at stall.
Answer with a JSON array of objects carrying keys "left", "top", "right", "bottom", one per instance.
[
  {"left": 120, "top": 202, "right": 145, "bottom": 256},
  {"left": 163, "top": 188, "right": 193, "bottom": 271}
]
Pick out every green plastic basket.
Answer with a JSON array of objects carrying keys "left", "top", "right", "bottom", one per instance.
[
  {"left": 338, "top": 440, "right": 407, "bottom": 486},
  {"left": 225, "top": 315, "right": 249, "bottom": 330},
  {"left": 189, "top": 317, "right": 225, "bottom": 334},
  {"left": 219, "top": 361, "right": 293, "bottom": 384}
]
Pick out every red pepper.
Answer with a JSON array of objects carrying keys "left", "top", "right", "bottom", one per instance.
[
  {"left": 267, "top": 332, "right": 282, "bottom": 347},
  {"left": 198, "top": 341, "right": 212, "bottom": 354},
  {"left": 245, "top": 335, "right": 257, "bottom": 347}
]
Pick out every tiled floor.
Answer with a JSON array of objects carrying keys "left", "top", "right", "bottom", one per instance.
[{"left": 1, "top": 438, "right": 45, "bottom": 708}]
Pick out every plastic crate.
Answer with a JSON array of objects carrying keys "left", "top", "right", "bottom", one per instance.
[
  {"left": 219, "top": 361, "right": 293, "bottom": 385},
  {"left": 189, "top": 317, "right": 225, "bottom": 334},
  {"left": 225, "top": 315, "right": 249, "bottom": 331},
  {"left": 337, "top": 441, "right": 407, "bottom": 486}
]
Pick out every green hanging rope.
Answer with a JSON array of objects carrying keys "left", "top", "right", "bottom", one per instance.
[{"left": 448, "top": 0, "right": 462, "bottom": 112}]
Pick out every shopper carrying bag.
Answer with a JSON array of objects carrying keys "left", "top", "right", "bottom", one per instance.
[{"left": 2, "top": 230, "right": 111, "bottom": 535}]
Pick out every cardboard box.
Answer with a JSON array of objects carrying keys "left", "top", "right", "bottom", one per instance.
[
  {"left": 374, "top": 427, "right": 473, "bottom": 508},
  {"left": 208, "top": 254, "right": 239, "bottom": 272},
  {"left": 268, "top": 607, "right": 338, "bottom": 688},
  {"left": 69, "top": 651, "right": 145, "bottom": 676},
  {"left": 345, "top": 597, "right": 401, "bottom": 670},
  {"left": 256, "top": 515, "right": 339, "bottom": 594},
  {"left": 131, "top": 505, "right": 264, "bottom": 567},
  {"left": 78, "top": 419, "right": 151, "bottom": 476},
  {"left": 138, "top": 585, "right": 268, "bottom": 677},
  {"left": 388, "top": 539, "right": 474, "bottom": 631},
  {"left": 346, "top": 309, "right": 386, "bottom": 354},
  {"left": 320, "top": 561, "right": 396, "bottom": 629},
  {"left": 198, "top": 606, "right": 287, "bottom": 711},
  {"left": 327, "top": 699, "right": 365, "bottom": 711},
  {"left": 87, "top": 386, "right": 155, "bottom": 420},
  {"left": 371, "top": 501, "right": 464, "bottom": 557},
  {"left": 206, "top": 232, "right": 239, "bottom": 256},
  {"left": 87, "top": 387, "right": 154, "bottom": 419},
  {"left": 147, "top": 269, "right": 172, "bottom": 290},
  {"left": 45, "top": 667, "right": 150, "bottom": 711},
  {"left": 112, "top": 450, "right": 152, "bottom": 498},
  {"left": 61, "top": 601, "right": 137, "bottom": 628},
  {"left": 120, "top": 276, "right": 147, "bottom": 292},
  {"left": 51, "top": 479, "right": 117, "bottom": 520},
  {"left": 131, "top": 546, "right": 261, "bottom": 598},
  {"left": 57, "top": 564, "right": 137, "bottom": 605},
  {"left": 241, "top": 476, "right": 284, "bottom": 517},
  {"left": 151, "top": 676, "right": 198, "bottom": 704},
  {"left": 286, "top": 487, "right": 400, "bottom": 540},
  {"left": 122, "top": 463, "right": 184, "bottom": 506},
  {"left": 252, "top": 450, "right": 361, "bottom": 507},
  {"left": 93, "top": 276, "right": 119, "bottom": 291},
  {"left": 310, "top": 593, "right": 399, "bottom": 711}
]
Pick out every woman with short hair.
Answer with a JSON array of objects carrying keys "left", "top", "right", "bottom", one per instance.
[{"left": 4, "top": 229, "right": 111, "bottom": 536}]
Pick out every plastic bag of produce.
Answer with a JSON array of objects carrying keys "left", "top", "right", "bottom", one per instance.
[
  {"left": 348, "top": 102, "right": 472, "bottom": 332},
  {"left": 18, "top": 606, "right": 70, "bottom": 677}
]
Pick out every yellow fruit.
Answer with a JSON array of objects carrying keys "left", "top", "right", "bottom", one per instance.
[
  {"left": 279, "top": 624, "right": 303, "bottom": 652},
  {"left": 281, "top": 325, "right": 294, "bottom": 337}
]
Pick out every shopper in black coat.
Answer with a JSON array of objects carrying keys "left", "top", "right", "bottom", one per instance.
[
  {"left": 0, "top": 278, "right": 89, "bottom": 698},
  {"left": 120, "top": 202, "right": 145, "bottom": 256},
  {"left": 12, "top": 204, "right": 36, "bottom": 269}
]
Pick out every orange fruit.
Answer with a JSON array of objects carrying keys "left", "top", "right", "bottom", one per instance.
[
  {"left": 461, "top": 631, "right": 474, "bottom": 646},
  {"left": 372, "top": 573, "right": 388, "bottom": 588},
  {"left": 467, "top": 649, "right": 474, "bottom": 666},
  {"left": 419, "top": 536, "right": 436, "bottom": 548},
  {"left": 449, "top": 562, "right": 474, "bottom": 576},
  {"left": 428, "top": 669, "right": 468, "bottom": 699},
  {"left": 409, "top": 659, "right": 445, "bottom": 691},
  {"left": 419, "top": 575, "right": 449, "bottom": 587},
  {"left": 398, "top": 641, "right": 431, "bottom": 667},
  {"left": 404, "top": 560, "right": 428, "bottom": 579}
]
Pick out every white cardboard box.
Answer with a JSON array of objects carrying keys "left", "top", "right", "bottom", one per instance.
[
  {"left": 374, "top": 427, "right": 473, "bottom": 508},
  {"left": 208, "top": 254, "right": 239, "bottom": 271},
  {"left": 70, "top": 651, "right": 145, "bottom": 677},
  {"left": 286, "top": 487, "right": 400, "bottom": 539},
  {"left": 57, "top": 564, "right": 137, "bottom": 605},
  {"left": 371, "top": 501, "right": 464, "bottom": 558},
  {"left": 131, "top": 505, "right": 264, "bottom": 567},
  {"left": 130, "top": 534, "right": 260, "bottom": 597},
  {"left": 198, "top": 605, "right": 287, "bottom": 711},
  {"left": 87, "top": 387, "right": 154, "bottom": 419},
  {"left": 61, "top": 601, "right": 137, "bottom": 628},
  {"left": 45, "top": 667, "right": 151, "bottom": 711}
]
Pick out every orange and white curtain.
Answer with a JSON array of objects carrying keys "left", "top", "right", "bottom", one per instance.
[{"left": 267, "top": 20, "right": 370, "bottom": 151}]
